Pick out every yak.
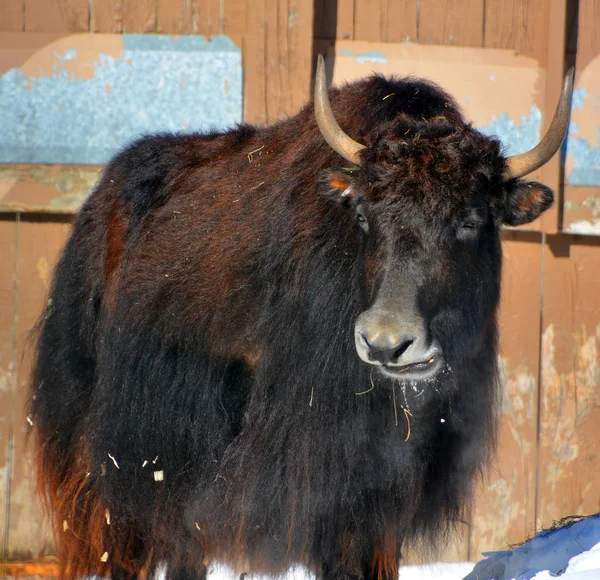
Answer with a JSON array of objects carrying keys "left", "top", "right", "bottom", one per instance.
[{"left": 29, "top": 55, "right": 573, "bottom": 580}]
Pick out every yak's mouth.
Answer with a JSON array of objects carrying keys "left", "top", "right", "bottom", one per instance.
[{"left": 380, "top": 354, "right": 443, "bottom": 380}]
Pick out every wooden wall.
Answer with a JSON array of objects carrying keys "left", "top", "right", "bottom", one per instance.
[{"left": 1, "top": 0, "right": 600, "bottom": 568}]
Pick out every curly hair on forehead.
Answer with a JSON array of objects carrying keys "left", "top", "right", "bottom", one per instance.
[{"left": 363, "top": 116, "right": 504, "bottom": 178}]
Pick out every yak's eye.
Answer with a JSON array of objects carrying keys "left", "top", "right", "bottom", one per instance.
[
  {"left": 356, "top": 210, "right": 369, "bottom": 233},
  {"left": 457, "top": 217, "right": 483, "bottom": 242}
]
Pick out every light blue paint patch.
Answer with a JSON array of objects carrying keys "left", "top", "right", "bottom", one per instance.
[
  {"left": 55, "top": 48, "right": 77, "bottom": 63},
  {"left": 571, "top": 87, "right": 587, "bottom": 111},
  {"left": 479, "top": 106, "right": 541, "bottom": 156},
  {"left": 122, "top": 34, "right": 237, "bottom": 52},
  {"left": 0, "top": 34, "right": 242, "bottom": 165},
  {"left": 564, "top": 85, "right": 600, "bottom": 186},
  {"left": 465, "top": 96, "right": 471, "bottom": 104},
  {"left": 566, "top": 137, "right": 600, "bottom": 186},
  {"left": 340, "top": 48, "right": 387, "bottom": 64},
  {"left": 489, "top": 74, "right": 495, "bottom": 82}
]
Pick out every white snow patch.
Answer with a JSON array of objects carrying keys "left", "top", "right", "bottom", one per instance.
[{"left": 155, "top": 563, "right": 474, "bottom": 580}]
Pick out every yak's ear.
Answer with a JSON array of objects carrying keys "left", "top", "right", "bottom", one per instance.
[
  {"left": 503, "top": 181, "right": 554, "bottom": 226},
  {"left": 318, "top": 168, "right": 357, "bottom": 203}
]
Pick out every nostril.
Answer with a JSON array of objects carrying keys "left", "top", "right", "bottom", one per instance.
[
  {"left": 361, "top": 333, "right": 415, "bottom": 365},
  {"left": 393, "top": 339, "right": 413, "bottom": 361}
]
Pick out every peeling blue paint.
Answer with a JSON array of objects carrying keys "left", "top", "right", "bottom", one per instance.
[
  {"left": 571, "top": 87, "right": 587, "bottom": 111},
  {"left": 0, "top": 35, "right": 242, "bottom": 165},
  {"left": 340, "top": 48, "right": 388, "bottom": 64},
  {"left": 566, "top": 137, "right": 600, "bottom": 185},
  {"left": 565, "top": 86, "right": 600, "bottom": 186},
  {"left": 479, "top": 106, "right": 541, "bottom": 156}
]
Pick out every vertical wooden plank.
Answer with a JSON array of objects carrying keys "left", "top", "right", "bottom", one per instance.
[
  {"left": 24, "top": 0, "right": 89, "bottom": 32},
  {"left": 222, "top": 0, "right": 246, "bottom": 46},
  {"left": 264, "top": 0, "right": 287, "bottom": 122},
  {"left": 484, "top": 0, "right": 550, "bottom": 61},
  {"left": 157, "top": 0, "right": 192, "bottom": 33},
  {"left": 194, "top": 0, "right": 222, "bottom": 35},
  {"left": 286, "top": 0, "right": 314, "bottom": 116},
  {"left": 336, "top": 0, "right": 355, "bottom": 40},
  {"left": 538, "top": 0, "right": 567, "bottom": 234},
  {"left": 0, "top": 0, "right": 24, "bottom": 31},
  {"left": 314, "top": 0, "right": 353, "bottom": 40},
  {"left": 0, "top": 219, "right": 18, "bottom": 563},
  {"left": 244, "top": 0, "right": 313, "bottom": 125},
  {"left": 381, "top": 0, "right": 417, "bottom": 43},
  {"left": 243, "top": 0, "right": 267, "bottom": 124},
  {"left": 537, "top": 236, "right": 600, "bottom": 531},
  {"left": 122, "top": 0, "right": 157, "bottom": 33},
  {"left": 91, "top": 1, "right": 123, "bottom": 32},
  {"left": 7, "top": 219, "right": 72, "bottom": 559},
  {"left": 418, "top": 0, "right": 484, "bottom": 47},
  {"left": 469, "top": 231, "right": 543, "bottom": 558},
  {"left": 354, "top": 0, "right": 382, "bottom": 42},
  {"left": 576, "top": 0, "right": 600, "bottom": 71}
]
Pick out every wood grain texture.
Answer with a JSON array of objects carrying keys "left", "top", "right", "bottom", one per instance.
[
  {"left": 7, "top": 220, "right": 72, "bottom": 559},
  {"left": 381, "top": 0, "right": 417, "bottom": 43},
  {"left": 243, "top": 0, "right": 267, "bottom": 124},
  {"left": 122, "top": 0, "right": 156, "bottom": 32},
  {"left": 575, "top": 1, "right": 600, "bottom": 77},
  {"left": 244, "top": 0, "right": 313, "bottom": 124},
  {"left": 354, "top": 0, "right": 382, "bottom": 42},
  {"left": 539, "top": 0, "right": 566, "bottom": 234},
  {"left": 0, "top": 0, "right": 24, "bottom": 31},
  {"left": 264, "top": 0, "right": 288, "bottom": 121},
  {"left": 24, "top": 0, "right": 89, "bottom": 32},
  {"left": 0, "top": 219, "right": 18, "bottom": 562},
  {"left": 537, "top": 236, "right": 600, "bottom": 529},
  {"left": 484, "top": 0, "right": 550, "bottom": 60},
  {"left": 470, "top": 232, "right": 543, "bottom": 557},
  {"left": 314, "top": 0, "right": 353, "bottom": 40},
  {"left": 193, "top": 0, "right": 222, "bottom": 35},
  {"left": 157, "top": 0, "right": 192, "bottom": 33},
  {"left": 353, "top": 0, "right": 417, "bottom": 43},
  {"left": 578, "top": 0, "right": 600, "bottom": 56},
  {"left": 418, "top": 0, "right": 484, "bottom": 47},
  {"left": 222, "top": 0, "right": 246, "bottom": 45},
  {"left": 91, "top": 0, "right": 124, "bottom": 32},
  {"left": 287, "top": 0, "right": 314, "bottom": 115},
  {"left": 92, "top": 0, "right": 156, "bottom": 33}
]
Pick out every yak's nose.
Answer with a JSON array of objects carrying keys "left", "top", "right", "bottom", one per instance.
[
  {"left": 354, "top": 310, "right": 443, "bottom": 379},
  {"left": 358, "top": 331, "right": 415, "bottom": 365}
]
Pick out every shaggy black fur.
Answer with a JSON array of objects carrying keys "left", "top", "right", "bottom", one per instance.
[{"left": 29, "top": 74, "right": 554, "bottom": 580}]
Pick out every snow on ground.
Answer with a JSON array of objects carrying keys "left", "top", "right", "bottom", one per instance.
[
  {"left": 154, "top": 514, "right": 600, "bottom": 580},
  {"left": 200, "top": 562, "right": 475, "bottom": 580}
]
